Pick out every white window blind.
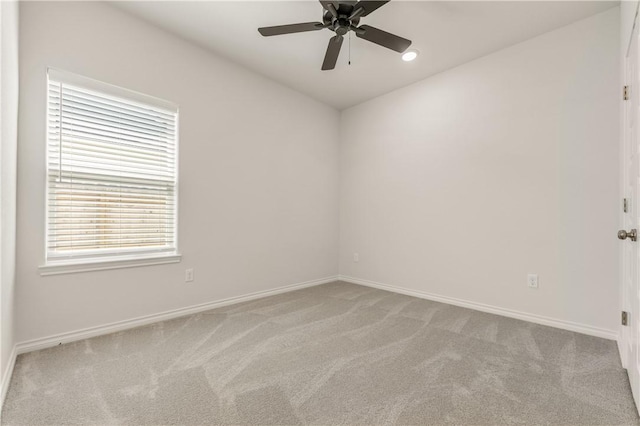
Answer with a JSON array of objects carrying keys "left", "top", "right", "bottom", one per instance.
[{"left": 46, "top": 70, "right": 178, "bottom": 263}]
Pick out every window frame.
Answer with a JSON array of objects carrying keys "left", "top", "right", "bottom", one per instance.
[{"left": 39, "top": 68, "right": 181, "bottom": 275}]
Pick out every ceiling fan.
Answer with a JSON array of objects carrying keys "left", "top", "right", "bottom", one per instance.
[{"left": 258, "top": 1, "right": 412, "bottom": 71}]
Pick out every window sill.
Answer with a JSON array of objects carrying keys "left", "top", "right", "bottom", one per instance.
[{"left": 39, "top": 253, "right": 182, "bottom": 276}]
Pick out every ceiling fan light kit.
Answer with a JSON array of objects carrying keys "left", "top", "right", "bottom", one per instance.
[
  {"left": 258, "top": 0, "right": 412, "bottom": 71},
  {"left": 402, "top": 49, "right": 419, "bottom": 62}
]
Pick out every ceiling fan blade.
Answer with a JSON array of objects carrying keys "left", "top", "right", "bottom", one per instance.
[
  {"left": 258, "top": 22, "right": 324, "bottom": 37},
  {"left": 319, "top": 0, "right": 339, "bottom": 18},
  {"left": 322, "top": 35, "right": 343, "bottom": 71},
  {"left": 355, "top": 24, "right": 411, "bottom": 53},
  {"left": 351, "top": 1, "right": 390, "bottom": 18}
]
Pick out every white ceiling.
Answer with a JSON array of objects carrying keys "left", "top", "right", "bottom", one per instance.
[{"left": 113, "top": 1, "right": 618, "bottom": 109}]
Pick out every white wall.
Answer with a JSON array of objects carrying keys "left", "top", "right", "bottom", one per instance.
[
  {"left": 339, "top": 8, "right": 621, "bottom": 335},
  {"left": 14, "top": 2, "right": 623, "bottom": 345},
  {"left": 16, "top": 1, "right": 339, "bottom": 343},
  {"left": 621, "top": 1, "right": 637, "bottom": 49},
  {"left": 1, "top": 0, "right": 19, "bottom": 399}
]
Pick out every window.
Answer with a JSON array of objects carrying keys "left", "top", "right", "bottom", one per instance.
[{"left": 43, "top": 69, "right": 179, "bottom": 273}]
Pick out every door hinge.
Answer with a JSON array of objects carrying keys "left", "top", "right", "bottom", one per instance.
[
  {"left": 624, "top": 85, "right": 630, "bottom": 101},
  {"left": 622, "top": 311, "right": 629, "bottom": 326},
  {"left": 624, "top": 198, "right": 629, "bottom": 213}
]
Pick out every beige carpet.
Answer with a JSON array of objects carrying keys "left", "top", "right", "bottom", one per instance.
[{"left": 2, "top": 281, "right": 638, "bottom": 425}]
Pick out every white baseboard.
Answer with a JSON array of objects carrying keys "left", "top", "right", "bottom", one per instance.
[
  {"left": 16, "top": 275, "right": 339, "bottom": 355},
  {"left": 1, "top": 344, "right": 17, "bottom": 416},
  {"left": 618, "top": 332, "right": 628, "bottom": 369},
  {"left": 339, "top": 275, "right": 618, "bottom": 341},
  {"left": 10, "top": 273, "right": 618, "bottom": 369}
]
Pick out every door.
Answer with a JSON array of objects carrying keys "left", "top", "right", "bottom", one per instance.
[{"left": 621, "top": 9, "right": 640, "bottom": 410}]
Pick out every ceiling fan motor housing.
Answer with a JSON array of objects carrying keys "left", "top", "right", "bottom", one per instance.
[{"left": 323, "top": 9, "right": 360, "bottom": 35}]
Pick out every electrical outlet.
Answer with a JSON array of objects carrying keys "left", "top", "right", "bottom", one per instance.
[
  {"left": 185, "top": 268, "right": 194, "bottom": 283},
  {"left": 527, "top": 274, "right": 538, "bottom": 288},
  {"left": 353, "top": 253, "right": 359, "bottom": 262}
]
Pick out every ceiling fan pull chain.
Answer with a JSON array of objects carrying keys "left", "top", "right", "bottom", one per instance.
[{"left": 349, "top": 32, "right": 351, "bottom": 65}]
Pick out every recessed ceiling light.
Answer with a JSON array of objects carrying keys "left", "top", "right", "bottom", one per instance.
[{"left": 402, "top": 50, "right": 419, "bottom": 62}]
